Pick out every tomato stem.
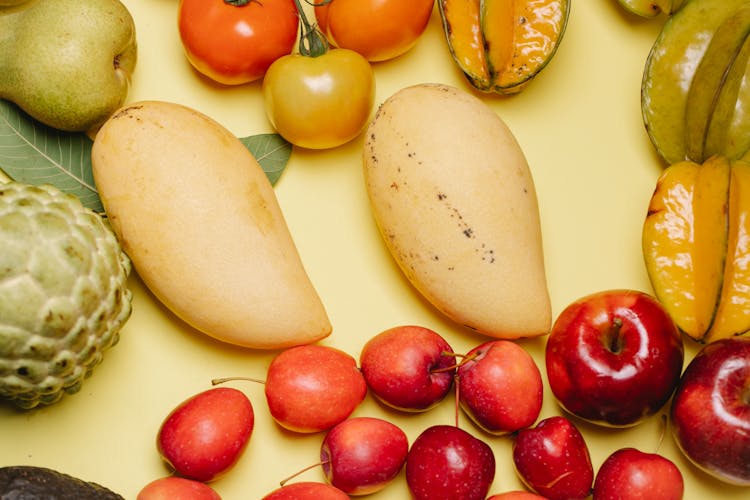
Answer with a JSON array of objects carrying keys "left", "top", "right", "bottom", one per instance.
[{"left": 292, "top": 0, "right": 329, "bottom": 57}]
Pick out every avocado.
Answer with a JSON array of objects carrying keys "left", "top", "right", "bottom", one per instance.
[{"left": 0, "top": 466, "right": 124, "bottom": 499}]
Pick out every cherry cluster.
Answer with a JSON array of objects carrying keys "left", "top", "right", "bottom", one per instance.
[{"left": 136, "top": 289, "right": 750, "bottom": 499}]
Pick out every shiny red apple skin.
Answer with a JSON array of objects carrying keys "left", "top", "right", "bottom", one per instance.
[
  {"left": 264, "top": 344, "right": 367, "bottom": 433},
  {"left": 458, "top": 340, "right": 543, "bottom": 434},
  {"left": 593, "top": 447, "right": 684, "bottom": 500},
  {"left": 512, "top": 415, "right": 594, "bottom": 500},
  {"left": 156, "top": 387, "right": 254, "bottom": 482},
  {"left": 261, "top": 481, "right": 349, "bottom": 499},
  {"left": 486, "top": 492, "right": 548, "bottom": 500},
  {"left": 671, "top": 336, "right": 750, "bottom": 485},
  {"left": 320, "top": 416, "right": 409, "bottom": 495},
  {"left": 136, "top": 477, "right": 222, "bottom": 500},
  {"left": 546, "top": 289, "right": 684, "bottom": 426},
  {"left": 405, "top": 424, "right": 495, "bottom": 500},
  {"left": 359, "top": 325, "right": 455, "bottom": 411}
]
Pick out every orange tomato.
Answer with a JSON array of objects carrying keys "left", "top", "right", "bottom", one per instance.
[
  {"left": 178, "top": 0, "right": 299, "bottom": 85},
  {"left": 315, "top": 0, "right": 435, "bottom": 62}
]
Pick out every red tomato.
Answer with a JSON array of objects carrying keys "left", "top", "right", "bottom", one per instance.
[
  {"left": 178, "top": 0, "right": 299, "bottom": 85},
  {"left": 315, "top": 0, "right": 435, "bottom": 62}
]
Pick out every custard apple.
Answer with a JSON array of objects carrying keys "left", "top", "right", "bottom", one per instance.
[{"left": 0, "top": 182, "right": 132, "bottom": 409}]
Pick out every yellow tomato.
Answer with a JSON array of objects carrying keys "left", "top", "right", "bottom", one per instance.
[{"left": 262, "top": 48, "right": 375, "bottom": 150}]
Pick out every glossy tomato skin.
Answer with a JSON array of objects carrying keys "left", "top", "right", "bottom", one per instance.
[
  {"left": 178, "top": 0, "right": 298, "bottom": 85},
  {"left": 262, "top": 48, "right": 375, "bottom": 149},
  {"left": 315, "top": 0, "right": 434, "bottom": 62}
]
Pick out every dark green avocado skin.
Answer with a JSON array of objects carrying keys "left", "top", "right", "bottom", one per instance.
[{"left": 0, "top": 466, "right": 124, "bottom": 499}]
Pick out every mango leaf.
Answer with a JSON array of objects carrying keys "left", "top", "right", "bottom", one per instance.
[
  {"left": 0, "top": 100, "right": 101, "bottom": 211},
  {"left": 0, "top": 99, "right": 291, "bottom": 213},
  {"left": 239, "top": 134, "right": 291, "bottom": 186}
]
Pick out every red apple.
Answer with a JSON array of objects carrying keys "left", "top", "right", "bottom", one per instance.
[
  {"left": 405, "top": 424, "right": 495, "bottom": 500},
  {"left": 261, "top": 481, "right": 349, "bottom": 499},
  {"left": 320, "top": 416, "right": 409, "bottom": 495},
  {"left": 546, "top": 289, "right": 684, "bottom": 426},
  {"left": 265, "top": 344, "right": 367, "bottom": 433},
  {"left": 457, "top": 340, "right": 543, "bottom": 434},
  {"left": 157, "top": 387, "right": 254, "bottom": 482},
  {"left": 512, "top": 415, "right": 594, "bottom": 500},
  {"left": 359, "top": 325, "right": 455, "bottom": 411},
  {"left": 670, "top": 336, "right": 750, "bottom": 485},
  {"left": 592, "top": 447, "right": 684, "bottom": 500},
  {"left": 136, "top": 476, "right": 221, "bottom": 500},
  {"left": 487, "top": 492, "right": 548, "bottom": 500}
]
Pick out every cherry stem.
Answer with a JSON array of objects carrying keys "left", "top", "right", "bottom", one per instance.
[
  {"left": 279, "top": 460, "right": 328, "bottom": 486},
  {"left": 211, "top": 376, "right": 266, "bottom": 385},
  {"left": 454, "top": 374, "right": 461, "bottom": 428},
  {"left": 431, "top": 351, "right": 479, "bottom": 373},
  {"left": 655, "top": 413, "right": 667, "bottom": 453}
]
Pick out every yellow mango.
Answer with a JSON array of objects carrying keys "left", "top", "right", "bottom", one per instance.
[
  {"left": 363, "top": 83, "right": 551, "bottom": 339},
  {"left": 91, "top": 101, "right": 331, "bottom": 349}
]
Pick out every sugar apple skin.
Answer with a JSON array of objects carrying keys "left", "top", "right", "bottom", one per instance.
[{"left": 0, "top": 182, "right": 132, "bottom": 409}]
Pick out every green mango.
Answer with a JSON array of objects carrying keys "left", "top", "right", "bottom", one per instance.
[{"left": 641, "top": 0, "right": 749, "bottom": 165}]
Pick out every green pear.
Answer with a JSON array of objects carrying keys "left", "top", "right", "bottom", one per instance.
[{"left": 0, "top": 0, "right": 137, "bottom": 132}]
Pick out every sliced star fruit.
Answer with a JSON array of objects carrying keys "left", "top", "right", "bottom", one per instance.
[
  {"left": 642, "top": 0, "right": 750, "bottom": 165},
  {"left": 643, "top": 155, "right": 750, "bottom": 343},
  {"left": 438, "top": 0, "right": 570, "bottom": 94}
]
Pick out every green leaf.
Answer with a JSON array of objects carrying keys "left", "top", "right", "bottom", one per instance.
[
  {"left": 0, "top": 99, "right": 291, "bottom": 212},
  {"left": 239, "top": 133, "right": 292, "bottom": 186},
  {"left": 0, "top": 99, "right": 102, "bottom": 212}
]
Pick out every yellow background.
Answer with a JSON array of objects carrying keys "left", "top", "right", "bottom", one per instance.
[{"left": 1, "top": 0, "right": 747, "bottom": 498}]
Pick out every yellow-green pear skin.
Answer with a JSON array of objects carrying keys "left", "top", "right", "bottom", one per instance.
[
  {"left": 363, "top": 83, "right": 551, "bottom": 339},
  {"left": 0, "top": 0, "right": 137, "bottom": 132}
]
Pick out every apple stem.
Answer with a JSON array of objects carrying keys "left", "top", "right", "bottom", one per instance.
[
  {"left": 278, "top": 460, "right": 328, "bottom": 487},
  {"left": 211, "top": 376, "right": 266, "bottom": 385},
  {"left": 607, "top": 317, "right": 624, "bottom": 353}
]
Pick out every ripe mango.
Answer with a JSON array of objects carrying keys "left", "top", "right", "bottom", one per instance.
[
  {"left": 437, "top": 0, "right": 570, "bottom": 94},
  {"left": 643, "top": 155, "right": 750, "bottom": 343},
  {"left": 363, "top": 83, "right": 551, "bottom": 339},
  {"left": 92, "top": 101, "right": 331, "bottom": 349}
]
